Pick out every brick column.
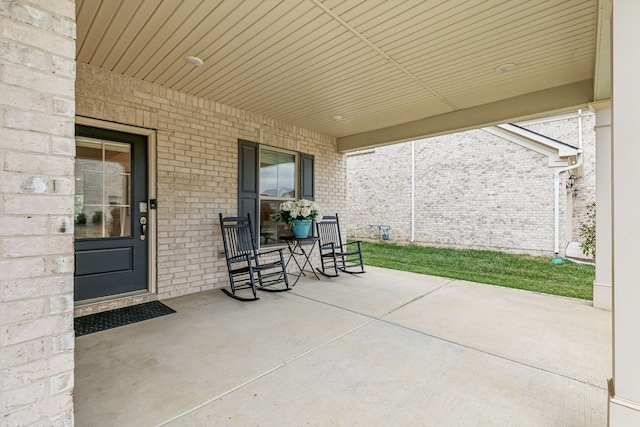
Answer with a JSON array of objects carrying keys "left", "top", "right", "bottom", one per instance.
[{"left": 0, "top": 1, "right": 76, "bottom": 425}]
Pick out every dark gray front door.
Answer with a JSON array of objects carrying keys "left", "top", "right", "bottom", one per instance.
[{"left": 74, "top": 125, "right": 148, "bottom": 301}]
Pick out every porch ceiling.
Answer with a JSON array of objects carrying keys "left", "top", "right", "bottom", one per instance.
[{"left": 76, "top": 0, "right": 610, "bottom": 152}]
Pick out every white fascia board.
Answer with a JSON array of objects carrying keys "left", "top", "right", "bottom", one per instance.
[
  {"left": 483, "top": 125, "right": 579, "bottom": 167},
  {"left": 497, "top": 123, "right": 579, "bottom": 157},
  {"left": 515, "top": 110, "right": 593, "bottom": 127}
]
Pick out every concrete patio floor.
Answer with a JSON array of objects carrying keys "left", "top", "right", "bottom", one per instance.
[{"left": 74, "top": 266, "right": 611, "bottom": 426}]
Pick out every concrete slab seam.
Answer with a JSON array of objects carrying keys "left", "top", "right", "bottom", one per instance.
[
  {"left": 375, "top": 316, "right": 608, "bottom": 392},
  {"left": 155, "top": 318, "right": 376, "bottom": 427},
  {"left": 378, "top": 279, "right": 456, "bottom": 317},
  {"left": 289, "top": 280, "right": 605, "bottom": 391},
  {"left": 288, "top": 278, "right": 456, "bottom": 320}
]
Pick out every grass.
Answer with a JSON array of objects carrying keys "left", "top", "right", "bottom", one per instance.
[{"left": 359, "top": 241, "right": 595, "bottom": 300}]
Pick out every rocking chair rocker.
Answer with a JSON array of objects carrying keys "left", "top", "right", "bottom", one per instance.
[{"left": 219, "top": 213, "right": 290, "bottom": 301}]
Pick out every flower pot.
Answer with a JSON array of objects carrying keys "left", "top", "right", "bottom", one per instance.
[{"left": 292, "top": 219, "right": 312, "bottom": 238}]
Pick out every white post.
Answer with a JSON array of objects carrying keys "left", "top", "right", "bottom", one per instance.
[
  {"left": 610, "top": 0, "right": 640, "bottom": 424},
  {"left": 590, "top": 101, "right": 612, "bottom": 310},
  {"left": 411, "top": 141, "right": 415, "bottom": 243}
]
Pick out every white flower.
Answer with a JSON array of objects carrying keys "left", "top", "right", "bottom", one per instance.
[
  {"left": 300, "top": 207, "right": 311, "bottom": 217},
  {"left": 280, "top": 200, "right": 294, "bottom": 212},
  {"left": 274, "top": 198, "right": 322, "bottom": 225}
]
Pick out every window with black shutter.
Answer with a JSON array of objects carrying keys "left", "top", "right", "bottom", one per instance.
[{"left": 238, "top": 139, "right": 314, "bottom": 246}]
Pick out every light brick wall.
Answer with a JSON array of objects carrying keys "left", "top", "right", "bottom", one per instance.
[
  {"left": 75, "top": 63, "right": 342, "bottom": 300},
  {"left": 1, "top": 0, "right": 76, "bottom": 425},
  {"left": 346, "top": 113, "right": 595, "bottom": 257},
  {"left": 519, "top": 113, "right": 596, "bottom": 242}
]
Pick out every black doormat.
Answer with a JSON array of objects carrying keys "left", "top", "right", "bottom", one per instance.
[{"left": 74, "top": 301, "right": 176, "bottom": 337}]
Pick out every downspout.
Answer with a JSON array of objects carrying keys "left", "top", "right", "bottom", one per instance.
[
  {"left": 410, "top": 140, "right": 415, "bottom": 243},
  {"left": 552, "top": 110, "right": 584, "bottom": 263}
]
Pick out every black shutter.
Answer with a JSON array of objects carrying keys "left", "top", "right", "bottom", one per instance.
[
  {"left": 300, "top": 153, "right": 315, "bottom": 201},
  {"left": 300, "top": 153, "right": 315, "bottom": 237},
  {"left": 238, "top": 139, "right": 259, "bottom": 237}
]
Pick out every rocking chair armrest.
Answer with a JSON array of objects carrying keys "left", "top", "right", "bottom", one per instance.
[
  {"left": 319, "top": 242, "right": 336, "bottom": 250},
  {"left": 336, "top": 240, "right": 362, "bottom": 256},
  {"left": 256, "top": 247, "right": 285, "bottom": 257},
  {"left": 227, "top": 253, "right": 252, "bottom": 262},
  {"left": 339, "top": 241, "right": 362, "bottom": 251}
]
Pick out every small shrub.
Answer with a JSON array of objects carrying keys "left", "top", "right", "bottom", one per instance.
[
  {"left": 579, "top": 201, "right": 596, "bottom": 260},
  {"left": 77, "top": 212, "right": 87, "bottom": 224},
  {"left": 92, "top": 210, "right": 103, "bottom": 224}
]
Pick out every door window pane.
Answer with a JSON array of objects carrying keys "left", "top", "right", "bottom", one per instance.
[
  {"left": 75, "top": 137, "right": 131, "bottom": 239},
  {"left": 108, "top": 206, "right": 130, "bottom": 237},
  {"left": 76, "top": 141, "right": 102, "bottom": 171}
]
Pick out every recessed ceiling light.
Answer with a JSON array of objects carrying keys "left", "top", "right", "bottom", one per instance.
[
  {"left": 331, "top": 115, "right": 343, "bottom": 121},
  {"left": 185, "top": 56, "right": 203, "bottom": 67},
  {"left": 495, "top": 63, "right": 515, "bottom": 74}
]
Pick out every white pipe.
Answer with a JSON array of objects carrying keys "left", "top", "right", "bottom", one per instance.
[
  {"left": 553, "top": 110, "right": 584, "bottom": 256},
  {"left": 578, "top": 108, "right": 583, "bottom": 149},
  {"left": 411, "top": 140, "right": 415, "bottom": 243}
]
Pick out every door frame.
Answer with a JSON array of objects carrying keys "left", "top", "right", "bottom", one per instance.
[{"left": 75, "top": 116, "right": 157, "bottom": 300}]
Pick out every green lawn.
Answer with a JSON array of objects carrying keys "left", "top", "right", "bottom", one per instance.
[{"left": 359, "top": 241, "right": 595, "bottom": 300}]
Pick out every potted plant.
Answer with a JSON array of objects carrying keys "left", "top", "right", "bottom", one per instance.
[
  {"left": 274, "top": 199, "right": 322, "bottom": 238},
  {"left": 76, "top": 212, "right": 87, "bottom": 225},
  {"left": 92, "top": 210, "right": 103, "bottom": 224}
]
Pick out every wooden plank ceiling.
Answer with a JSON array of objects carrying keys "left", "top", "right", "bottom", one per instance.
[{"left": 76, "top": 0, "right": 606, "bottom": 151}]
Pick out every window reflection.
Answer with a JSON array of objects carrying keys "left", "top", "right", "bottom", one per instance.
[
  {"left": 259, "top": 147, "right": 297, "bottom": 246},
  {"left": 260, "top": 150, "right": 295, "bottom": 197},
  {"left": 259, "top": 200, "right": 292, "bottom": 245}
]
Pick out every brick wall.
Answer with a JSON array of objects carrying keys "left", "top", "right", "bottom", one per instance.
[
  {"left": 1, "top": 0, "right": 76, "bottom": 425},
  {"left": 346, "top": 113, "right": 595, "bottom": 257},
  {"left": 519, "top": 114, "right": 596, "bottom": 242},
  {"left": 75, "top": 63, "right": 343, "bottom": 300}
]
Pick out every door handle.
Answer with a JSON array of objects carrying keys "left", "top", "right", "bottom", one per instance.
[{"left": 140, "top": 217, "right": 147, "bottom": 241}]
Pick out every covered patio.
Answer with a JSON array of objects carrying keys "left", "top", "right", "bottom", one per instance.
[
  {"left": 76, "top": 267, "right": 610, "bottom": 426},
  {"left": 8, "top": 0, "right": 640, "bottom": 425}
]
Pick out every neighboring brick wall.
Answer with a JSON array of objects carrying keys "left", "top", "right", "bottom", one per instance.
[
  {"left": 75, "top": 63, "right": 343, "bottom": 300},
  {"left": 346, "top": 113, "right": 595, "bottom": 257},
  {"left": 519, "top": 113, "right": 596, "bottom": 243},
  {"left": 1, "top": 1, "right": 76, "bottom": 425}
]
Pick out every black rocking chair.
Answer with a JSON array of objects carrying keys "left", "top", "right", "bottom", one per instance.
[
  {"left": 315, "top": 213, "right": 365, "bottom": 277},
  {"left": 219, "top": 213, "right": 290, "bottom": 301}
]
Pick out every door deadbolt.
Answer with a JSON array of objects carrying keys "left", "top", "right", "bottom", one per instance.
[{"left": 140, "top": 217, "right": 147, "bottom": 240}]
